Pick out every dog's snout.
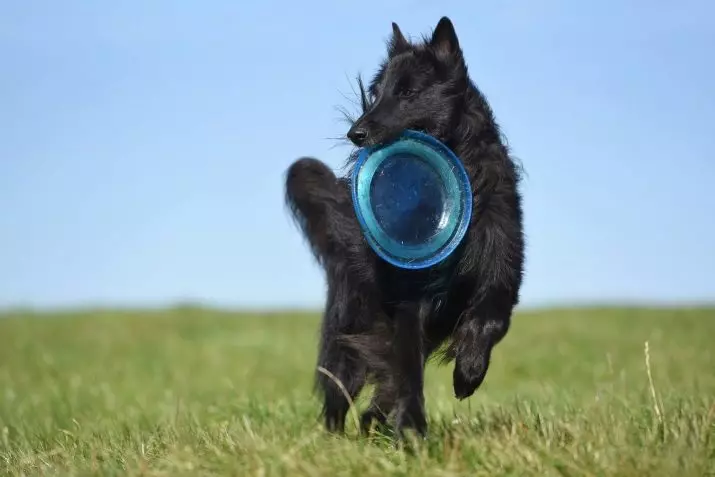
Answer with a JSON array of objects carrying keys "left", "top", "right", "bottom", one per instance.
[{"left": 347, "top": 125, "right": 369, "bottom": 147}]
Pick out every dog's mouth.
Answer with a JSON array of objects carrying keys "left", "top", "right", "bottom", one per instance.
[
  {"left": 364, "top": 127, "right": 432, "bottom": 149},
  {"left": 346, "top": 122, "right": 441, "bottom": 152}
]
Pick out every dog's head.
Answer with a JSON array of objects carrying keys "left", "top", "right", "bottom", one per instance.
[{"left": 347, "top": 17, "right": 469, "bottom": 148}]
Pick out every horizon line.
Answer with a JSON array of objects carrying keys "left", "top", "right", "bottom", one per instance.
[{"left": 2, "top": 298, "right": 714, "bottom": 316}]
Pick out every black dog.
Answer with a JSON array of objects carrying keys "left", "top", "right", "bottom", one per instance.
[{"left": 284, "top": 17, "right": 525, "bottom": 439}]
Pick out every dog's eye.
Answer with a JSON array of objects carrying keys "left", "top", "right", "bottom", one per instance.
[{"left": 397, "top": 87, "right": 417, "bottom": 98}]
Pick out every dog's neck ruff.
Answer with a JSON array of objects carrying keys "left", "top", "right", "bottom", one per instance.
[{"left": 350, "top": 129, "right": 472, "bottom": 271}]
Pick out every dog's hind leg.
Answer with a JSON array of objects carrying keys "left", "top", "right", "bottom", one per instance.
[
  {"left": 286, "top": 157, "right": 379, "bottom": 434},
  {"left": 316, "top": 276, "right": 371, "bottom": 434},
  {"left": 317, "top": 340, "right": 366, "bottom": 433}
]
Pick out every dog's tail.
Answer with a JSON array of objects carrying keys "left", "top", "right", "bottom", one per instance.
[{"left": 284, "top": 157, "right": 375, "bottom": 281}]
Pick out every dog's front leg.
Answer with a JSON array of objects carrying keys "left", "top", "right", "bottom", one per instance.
[
  {"left": 450, "top": 296, "right": 512, "bottom": 399},
  {"left": 450, "top": 201, "right": 524, "bottom": 399},
  {"left": 391, "top": 303, "right": 428, "bottom": 438}
]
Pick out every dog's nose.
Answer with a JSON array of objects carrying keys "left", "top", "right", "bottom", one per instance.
[{"left": 347, "top": 126, "right": 369, "bottom": 146}]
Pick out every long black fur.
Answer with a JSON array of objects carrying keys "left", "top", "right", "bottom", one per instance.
[{"left": 284, "top": 17, "right": 525, "bottom": 439}]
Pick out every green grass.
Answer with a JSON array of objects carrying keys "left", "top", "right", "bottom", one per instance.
[{"left": 0, "top": 306, "right": 713, "bottom": 476}]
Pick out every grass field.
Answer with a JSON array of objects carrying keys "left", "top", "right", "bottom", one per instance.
[{"left": 0, "top": 306, "right": 713, "bottom": 476}]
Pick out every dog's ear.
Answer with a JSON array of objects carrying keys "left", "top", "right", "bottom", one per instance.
[
  {"left": 388, "top": 22, "right": 410, "bottom": 56},
  {"left": 430, "top": 16, "right": 460, "bottom": 56}
]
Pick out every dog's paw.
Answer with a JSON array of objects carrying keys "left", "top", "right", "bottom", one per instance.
[
  {"left": 324, "top": 411, "right": 346, "bottom": 434},
  {"left": 360, "top": 408, "right": 389, "bottom": 436},
  {"left": 452, "top": 350, "right": 490, "bottom": 400},
  {"left": 394, "top": 397, "right": 427, "bottom": 439}
]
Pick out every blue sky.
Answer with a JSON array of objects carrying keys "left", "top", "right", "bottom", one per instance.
[{"left": 1, "top": 0, "right": 714, "bottom": 310}]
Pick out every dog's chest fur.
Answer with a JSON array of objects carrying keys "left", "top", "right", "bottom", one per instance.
[{"left": 373, "top": 245, "right": 464, "bottom": 322}]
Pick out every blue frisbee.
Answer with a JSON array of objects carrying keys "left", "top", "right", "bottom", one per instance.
[{"left": 351, "top": 129, "right": 472, "bottom": 270}]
